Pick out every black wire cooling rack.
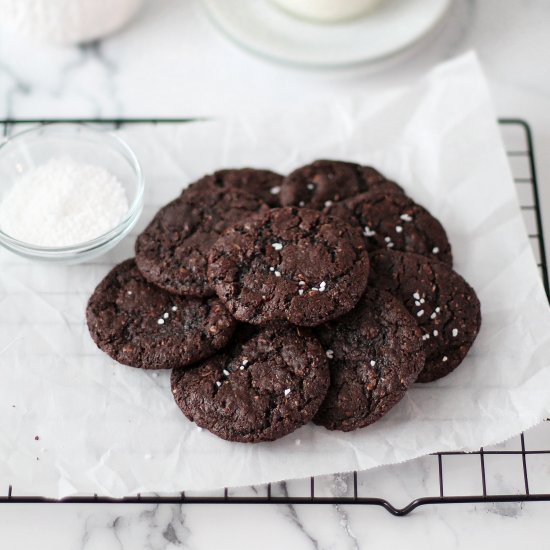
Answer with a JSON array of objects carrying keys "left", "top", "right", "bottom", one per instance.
[{"left": 0, "top": 118, "right": 548, "bottom": 516}]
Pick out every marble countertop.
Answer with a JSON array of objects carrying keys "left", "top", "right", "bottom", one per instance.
[{"left": 1, "top": 0, "right": 549, "bottom": 548}]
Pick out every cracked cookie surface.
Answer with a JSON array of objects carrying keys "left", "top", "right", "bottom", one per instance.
[
  {"left": 86, "top": 259, "right": 237, "bottom": 370},
  {"left": 280, "top": 160, "right": 403, "bottom": 210},
  {"left": 313, "top": 287, "right": 425, "bottom": 431},
  {"left": 190, "top": 168, "right": 284, "bottom": 207},
  {"left": 369, "top": 250, "right": 481, "bottom": 382},
  {"left": 328, "top": 189, "right": 452, "bottom": 265},
  {"left": 171, "top": 325, "right": 330, "bottom": 443},
  {"left": 135, "top": 186, "right": 269, "bottom": 297},
  {"left": 207, "top": 207, "right": 370, "bottom": 327}
]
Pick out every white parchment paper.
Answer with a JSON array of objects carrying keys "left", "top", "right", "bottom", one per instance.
[{"left": 1, "top": 53, "right": 550, "bottom": 498}]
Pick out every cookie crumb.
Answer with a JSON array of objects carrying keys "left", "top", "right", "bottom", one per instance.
[{"left": 34, "top": 435, "right": 40, "bottom": 441}]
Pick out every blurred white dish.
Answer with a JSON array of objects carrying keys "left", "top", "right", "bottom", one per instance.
[
  {"left": 202, "top": 0, "right": 452, "bottom": 68},
  {"left": 270, "top": 0, "right": 384, "bottom": 23}
]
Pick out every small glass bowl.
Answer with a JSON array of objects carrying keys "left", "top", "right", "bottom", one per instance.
[{"left": 0, "top": 123, "right": 144, "bottom": 263}]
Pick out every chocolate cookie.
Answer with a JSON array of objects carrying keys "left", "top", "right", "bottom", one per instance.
[
  {"left": 86, "top": 259, "right": 237, "bottom": 370},
  {"left": 369, "top": 250, "right": 481, "bottom": 382},
  {"left": 280, "top": 160, "right": 403, "bottom": 210},
  {"left": 313, "top": 287, "right": 425, "bottom": 431},
  {"left": 170, "top": 325, "right": 330, "bottom": 443},
  {"left": 135, "top": 187, "right": 269, "bottom": 296},
  {"left": 207, "top": 207, "right": 370, "bottom": 327},
  {"left": 328, "top": 190, "right": 452, "bottom": 265},
  {"left": 190, "top": 168, "right": 284, "bottom": 207}
]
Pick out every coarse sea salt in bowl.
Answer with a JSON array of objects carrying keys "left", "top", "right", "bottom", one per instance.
[{"left": 0, "top": 123, "right": 143, "bottom": 263}]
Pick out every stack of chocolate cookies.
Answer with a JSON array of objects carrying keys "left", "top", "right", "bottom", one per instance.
[{"left": 87, "top": 161, "right": 481, "bottom": 443}]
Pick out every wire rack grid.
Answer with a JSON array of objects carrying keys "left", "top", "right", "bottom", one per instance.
[{"left": 0, "top": 118, "right": 548, "bottom": 516}]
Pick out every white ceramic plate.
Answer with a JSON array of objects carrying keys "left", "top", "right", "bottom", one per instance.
[{"left": 202, "top": 0, "right": 452, "bottom": 68}]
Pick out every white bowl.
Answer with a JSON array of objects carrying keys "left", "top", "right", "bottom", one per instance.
[
  {"left": 202, "top": 0, "right": 452, "bottom": 68},
  {"left": 0, "top": 0, "right": 144, "bottom": 45}
]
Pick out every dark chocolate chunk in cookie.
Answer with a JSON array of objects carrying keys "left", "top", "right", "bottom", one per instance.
[
  {"left": 86, "top": 259, "right": 237, "bottom": 370},
  {"left": 313, "top": 287, "right": 425, "bottom": 431},
  {"left": 190, "top": 168, "right": 284, "bottom": 208},
  {"left": 280, "top": 160, "right": 403, "bottom": 210},
  {"left": 328, "top": 190, "right": 452, "bottom": 265},
  {"left": 208, "top": 207, "right": 370, "bottom": 327},
  {"left": 369, "top": 250, "right": 481, "bottom": 382},
  {"left": 135, "top": 187, "right": 269, "bottom": 297},
  {"left": 171, "top": 325, "right": 330, "bottom": 443}
]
